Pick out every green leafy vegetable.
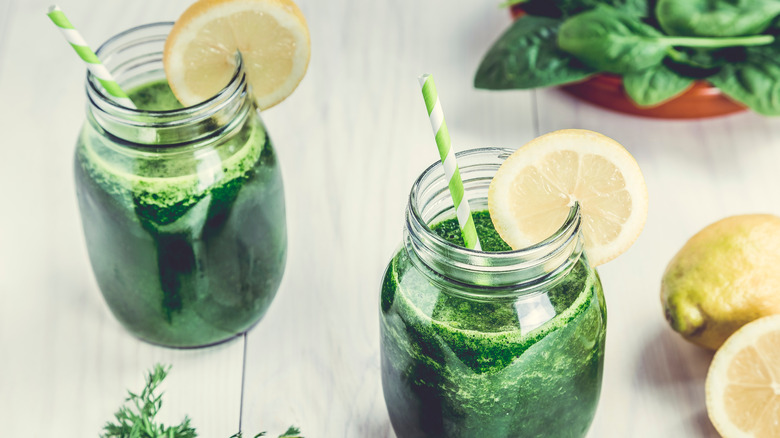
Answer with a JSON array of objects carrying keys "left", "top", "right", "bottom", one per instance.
[
  {"left": 557, "top": 0, "right": 650, "bottom": 16},
  {"left": 477, "top": 0, "right": 780, "bottom": 114},
  {"left": 656, "top": 0, "right": 780, "bottom": 37},
  {"left": 668, "top": 47, "right": 726, "bottom": 70},
  {"left": 101, "top": 365, "right": 197, "bottom": 438},
  {"left": 708, "top": 45, "right": 780, "bottom": 115},
  {"left": 104, "top": 365, "right": 303, "bottom": 438},
  {"left": 502, "top": 0, "right": 650, "bottom": 17},
  {"left": 557, "top": 7, "right": 669, "bottom": 73},
  {"left": 475, "top": 15, "right": 596, "bottom": 89},
  {"left": 623, "top": 63, "right": 695, "bottom": 107},
  {"left": 558, "top": 6, "right": 775, "bottom": 73}
]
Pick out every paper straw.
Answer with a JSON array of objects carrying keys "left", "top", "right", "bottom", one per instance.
[
  {"left": 418, "top": 74, "right": 482, "bottom": 251},
  {"left": 46, "top": 5, "right": 136, "bottom": 108}
]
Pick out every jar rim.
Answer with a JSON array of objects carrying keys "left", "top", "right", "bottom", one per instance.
[
  {"left": 408, "top": 147, "right": 581, "bottom": 258},
  {"left": 404, "top": 147, "right": 585, "bottom": 294},
  {"left": 85, "top": 22, "right": 251, "bottom": 148},
  {"left": 89, "top": 22, "right": 243, "bottom": 116}
]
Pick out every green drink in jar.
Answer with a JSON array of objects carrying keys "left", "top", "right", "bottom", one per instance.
[{"left": 74, "top": 23, "right": 286, "bottom": 347}]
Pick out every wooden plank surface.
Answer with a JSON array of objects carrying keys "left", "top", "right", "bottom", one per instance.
[
  {"left": 535, "top": 89, "right": 780, "bottom": 437},
  {"left": 240, "top": 2, "right": 533, "bottom": 436},
  {"left": 2, "top": 0, "right": 780, "bottom": 437},
  {"left": 0, "top": 1, "right": 244, "bottom": 436}
]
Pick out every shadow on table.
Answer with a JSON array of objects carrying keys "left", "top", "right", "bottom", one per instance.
[{"left": 636, "top": 329, "right": 719, "bottom": 437}]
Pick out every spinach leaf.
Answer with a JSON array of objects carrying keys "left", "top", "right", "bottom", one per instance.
[
  {"left": 558, "top": 6, "right": 775, "bottom": 74},
  {"left": 708, "top": 45, "right": 780, "bottom": 115},
  {"left": 503, "top": 0, "right": 650, "bottom": 17},
  {"left": 656, "top": 0, "right": 780, "bottom": 37},
  {"left": 665, "top": 53, "right": 721, "bottom": 79},
  {"left": 558, "top": 7, "right": 670, "bottom": 73},
  {"left": 671, "top": 48, "right": 727, "bottom": 69},
  {"left": 554, "top": 0, "right": 650, "bottom": 16},
  {"left": 623, "top": 63, "right": 694, "bottom": 107},
  {"left": 475, "top": 15, "right": 597, "bottom": 89},
  {"left": 666, "top": 46, "right": 751, "bottom": 78}
]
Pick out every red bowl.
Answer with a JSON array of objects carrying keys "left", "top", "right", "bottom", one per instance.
[{"left": 508, "top": 6, "right": 747, "bottom": 119}]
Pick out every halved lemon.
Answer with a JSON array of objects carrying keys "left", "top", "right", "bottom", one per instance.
[
  {"left": 706, "top": 315, "right": 780, "bottom": 438},
  {"left": 488, "top": 129, "right": 648, "bottom": 266},
  {"left": 163, "top": 0, "right": 310, "bottom": 109}
]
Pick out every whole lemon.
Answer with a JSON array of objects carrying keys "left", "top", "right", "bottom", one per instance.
[{"left": 661, "top": 214, "right": 780, "bottom": 350}]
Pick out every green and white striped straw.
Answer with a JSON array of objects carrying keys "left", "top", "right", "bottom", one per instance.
[
  {"left": 46, "top": 5, "right": 136, "bottom": 109},
  {"left": 418, "top": 74, "right": 481, "bottom": 251}
]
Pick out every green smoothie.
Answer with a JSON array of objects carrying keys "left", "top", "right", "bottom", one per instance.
[
  {"left": 127, "top": 80, "right": 183, "bottom": 111},
  {"left": 74, "top": 80, "right": 286, "bottom": 347},
  {"left": 380, "top": 212, "right": 606, "bottom": 437}
]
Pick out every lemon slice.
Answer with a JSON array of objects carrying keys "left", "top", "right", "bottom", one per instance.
[
  {"left": 163, "top": 0, "right": 310, "bottom": 109},
  {"left": 488, "top": 129, "right": 648, "bottom": 266},
  {"left": 706, "top": 315, "right": 780, "bottom": 438}
]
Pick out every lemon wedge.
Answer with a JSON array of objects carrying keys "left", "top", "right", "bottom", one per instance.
[
  {"left": 163, "top": 0, "right": 310, "bottom": 109},
  {"left": 706, "top": 315, "right": 780, "bottom": 438},
  {"left": 488, "top": 129, "right": 648, "bottom": 266}
]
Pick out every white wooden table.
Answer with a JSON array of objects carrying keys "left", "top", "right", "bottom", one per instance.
[{"left": 3, "top": 0, "right": 780, "bottom": 436}]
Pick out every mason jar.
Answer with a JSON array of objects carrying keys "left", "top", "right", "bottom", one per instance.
[
  {"left": 380, "top": 148, "right": 606, "bottom": 437},
  {"left": 74, "top": 23, "right": 287, "bottom": 348}
]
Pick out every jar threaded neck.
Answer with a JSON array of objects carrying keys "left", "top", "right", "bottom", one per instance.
[
  {"left": 86, "top": 22, "right": 250, "bottom": 147},
  {"left": 404, "top": 147, "right": 584, "bottom": 296}
]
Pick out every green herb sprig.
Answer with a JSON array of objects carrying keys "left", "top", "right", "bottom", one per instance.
[
  {"left": 102, "top": 365, "right": 303, "bottom": 438},
  {"left": 101, "top": 364, "right": 197, "bottom": 438},
  {"left": 230, "top": 427, "right": 303, "bottom": 438},
  {"left": 476, "top": 0, "right": 780, "bottom": 114}
]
